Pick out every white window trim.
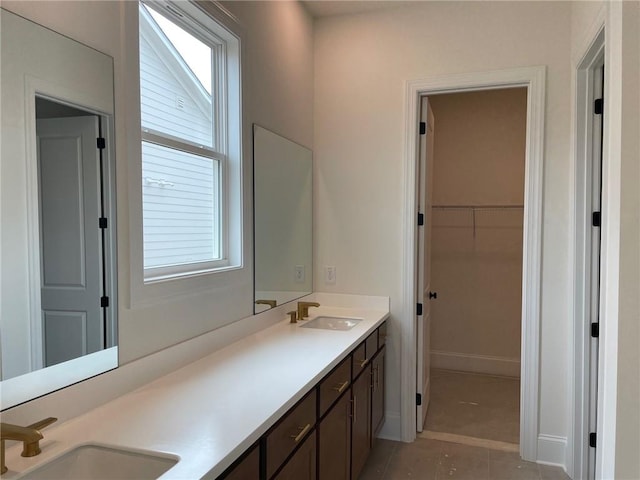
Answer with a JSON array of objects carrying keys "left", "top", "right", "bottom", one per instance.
[{"left": 129, "top": 0, "right": 244, "bottom": 306}]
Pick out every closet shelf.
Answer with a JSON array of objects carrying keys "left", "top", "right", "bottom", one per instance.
[
  {"left": 432, "top": 204, "right": 524, "bottom": 209},
  {"left": 431, "top": 204, "right": 524, "bottom": 238}
]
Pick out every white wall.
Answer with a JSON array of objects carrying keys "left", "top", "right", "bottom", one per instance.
[
  {"left": 612, "top": 3, "right": 640, "bottom": 478},
  {"left": 2, "top": 0, "right": 314, "bottom": 414},
  {"left": 314, "top": 1, "right": 572, "bottom": 461}
]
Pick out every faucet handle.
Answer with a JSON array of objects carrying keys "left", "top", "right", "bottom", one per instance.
[
  {"left": 27, "top": 417, "right": 57, "bottom": 432},
  {"left": 287, "top": 311, "right": 298, "bottom": 324},
  {"left": 22, "top": 417, "right": 57, "bottom": 457}
]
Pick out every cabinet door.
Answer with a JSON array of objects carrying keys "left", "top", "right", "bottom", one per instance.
[
  {"left": 265, "top": 391, "right": 316, "bottom": 479},
  {"left": 273, "top": 431, "right": 316, "bottom": 480},
  {"left": 318, "top": 391, "right": 351, "bottom": 480},
  {"left": 371, "top": 346, "right": 385, "bottom": 440},
  {"left": 351, "top": 364, "right": 372, "bottom": 480},
  {"left": 220, "top": 444, "right": 259, "bottom": 480}
]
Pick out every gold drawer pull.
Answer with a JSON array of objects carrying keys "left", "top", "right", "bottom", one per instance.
[
  {"left": 332, "top": 380, "right": 349, "bottom": 394},
  {"left": 291, "top": 423, "right": 311, "bottom": 443},
  {"left": 358, "top": 358, "right": 368, "bottom": 368}
]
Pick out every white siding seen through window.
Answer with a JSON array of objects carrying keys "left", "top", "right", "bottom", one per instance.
[{"left": 139, "top": 1, "right": 230, "bottom": 279}]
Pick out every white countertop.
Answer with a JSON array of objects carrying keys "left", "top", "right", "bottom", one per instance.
[{"left": 4, "top": 301, "right": 389, "bottom": 479}]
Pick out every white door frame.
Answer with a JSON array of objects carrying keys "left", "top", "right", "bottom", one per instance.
[
  {"left": 401, "top": 66, "right": 546, "bottom": 462},
  {"left": 570, "top": 22, "right": 605, "bottom": 480}
]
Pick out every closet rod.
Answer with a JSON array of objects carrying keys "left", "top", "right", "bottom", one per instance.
[{"left": 431, "top": 204, "right": 524, "bottom": 209}]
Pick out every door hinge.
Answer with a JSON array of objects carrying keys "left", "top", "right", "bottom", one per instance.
[
  {"left": 417, "top": 212, "right": 424, "bottom": 226},
  {"left": 100, "top": 296, "right": 109, "bottom": 308},
  {"left": 592, "top": 211, "right": 601, "bottom": 227},
  {"left": 99, "top": 217, "right": 108, "bottom": 229},
  {"left": 589, "top": 432, "right": 597, "bottom": 448},
  {"left": 591, "top": 322, "right": 599, "bottom": 338},
  {"left": 416, "top": 303, "right": 423, "bottom": 316},
  {"left": 416, "top": 393, "right": 422, "bottom": 406},
  {"left": 97, "top": 137, "right": 106, "bottom": 150},
  {"left": 419, "top": 122, "right": 426, "bottom": 135},
  {"left": 594, "top": 98, "right": 603, "bottom": 115}
]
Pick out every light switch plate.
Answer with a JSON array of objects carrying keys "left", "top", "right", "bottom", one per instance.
[
  {"left": 324, "top": 266, "right": 336, "bottom": 285},
  {"left": 294, "top": 265, "right": 305, "bottom": 283}
]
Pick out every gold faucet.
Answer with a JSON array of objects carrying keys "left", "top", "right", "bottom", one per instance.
[
  {"left": 255, "top": 299, "right": 277, "bottom": 308},
  {"left": 1, "top": 417, "right": 57, "bottom": 474},
  {"left": 297, "top": 301, "right": 320, "bottom": 320}
]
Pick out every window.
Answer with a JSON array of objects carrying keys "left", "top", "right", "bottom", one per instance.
[{"left": 139, "top": 1, "right": 240, "bottom": 281}]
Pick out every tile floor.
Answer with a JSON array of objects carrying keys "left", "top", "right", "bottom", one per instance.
[
  {"left": 359, "top": 438, "right": 571, "bottom": 480},
  {"left": 424, "top": 369, "right": 520, "bottom": 444},
  {"left": 358, "top": 369, "right": 570, "bottom": 479}
]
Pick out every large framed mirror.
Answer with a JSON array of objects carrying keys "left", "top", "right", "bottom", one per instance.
[
  {"left": 1, "top": 8, "right": 118, "bottom": 409},
  {"left": 253, "top": 126, "right": 312, "bottom": 313}
]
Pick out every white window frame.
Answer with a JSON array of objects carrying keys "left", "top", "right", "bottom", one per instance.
[
  {"left": 139, "top": 0, "right": 242, "bottom": 284},
  {"left": 131, "top": 0, "right": 246, "bottom": 310}
]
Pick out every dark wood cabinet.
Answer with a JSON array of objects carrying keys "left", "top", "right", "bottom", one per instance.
[
  {"left": 371, "top": 346, "right": 385, "bottom": 440},
  {"left": 318, "top": 390, "right": 351, "bottom": 480},
  {"left": 273, "top": 431, "right": 316, "bottom": 480},
  {"left": 350, "top": 362, "right": 372, "bottom": 480},
  {"left": 220, "top": 444, "right": 260, "bottom": 480},
  {"left": 220, "top": 321, "right": 387, "bottom": 480},
  {"left": 265, "top": 391, "right": 316, "bottom": 479}
]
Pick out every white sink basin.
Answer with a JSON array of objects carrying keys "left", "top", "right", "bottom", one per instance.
[
  {"left": 17, "top": 444, "right": 178, "bottom": 480},
  {"left": 301, "top": 316, "right": 362, "bottom": 331}
]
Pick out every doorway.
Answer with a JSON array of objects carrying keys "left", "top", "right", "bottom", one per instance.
[
  {"left": 32, "top": 96, "right": 117, "bottom": 370},
  {"left": 416, "top": 88, "right": 527, "bottom": 450},
  {"left": 401, "top": 67, "right": 546, "bottom": 462}
]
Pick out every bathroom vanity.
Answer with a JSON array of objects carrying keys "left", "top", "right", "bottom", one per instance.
[
  {"left": 2, "top": 295, "right": 389, "bottom": 480},
  {"left": 220, "top": 316, "right": 387, "bottom": 480}
]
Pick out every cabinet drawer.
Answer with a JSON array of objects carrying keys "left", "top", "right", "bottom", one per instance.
[
  {"left": 266, "top": 390, "right": 317, "bottom": 479},
  {"left": 352, "top": 341, "right": 367, "bottom": 379},
  {"left": 273, "top": 431, "right": 316, "bottom": 480},
  {"left": 319, "top": 356, "right": 351, "bottom": 416},
  {"left": 352, "top": 331, "right": 378, "bottom": 380},
  {"left": 378, "top": 322, "right": 387, "bottom": 348},
  {"left": 366, "top": 331, "right": 378, "bottom": 358},
  {"left": 219, "top": 444, "right": 259, "bottom": 480}
]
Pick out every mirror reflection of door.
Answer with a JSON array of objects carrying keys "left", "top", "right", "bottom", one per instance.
[{"left": 35, "top": 98, "right": 108, "bottom": 368}]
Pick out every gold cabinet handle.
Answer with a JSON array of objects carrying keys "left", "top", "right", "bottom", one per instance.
[
  {"left": 332, "top": 380, "right": 349, "bottom": 394},
  {"left": 358, "top": 358, "right": 368, "bottom": 368},
  {"left": 290, "top": 423, "right": 311, "bottom": 443}
]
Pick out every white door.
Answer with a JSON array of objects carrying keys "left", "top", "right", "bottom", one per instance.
[
  {"left": 37, "top": 116, "right": 104, "bottom": 367},
  {"left": 416, "top": 96, "right": 435, "bottom": 431}
]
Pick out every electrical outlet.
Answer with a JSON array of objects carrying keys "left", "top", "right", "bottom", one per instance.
[
  {"left": 294, "top": 265, "right": 305, "bottom": 283},
  {"left": 325, "top": 266, "right": 336, "bottom": 285}
]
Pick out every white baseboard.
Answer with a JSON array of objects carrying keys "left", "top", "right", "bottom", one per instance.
[
  {"left": 537, "top": 434, "right": 567, "bottom": 468},
  {"left": 377, "top": 411, "right": 402, "bottom": 441},
  {"left": 431, "top": 350, "right": 520, "bottom": 377}
]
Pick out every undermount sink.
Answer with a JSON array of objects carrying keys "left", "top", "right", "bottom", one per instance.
[
  {"left": 301, "top": 316, "right": 362, "bottom": 331},
  {"left": 17, "top": 444, "right": 178, "bottom": 480}
]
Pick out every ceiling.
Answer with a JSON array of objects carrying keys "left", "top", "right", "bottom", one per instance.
[{"left": 301, "top": 0, "right": 416, "bottom": 18}]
